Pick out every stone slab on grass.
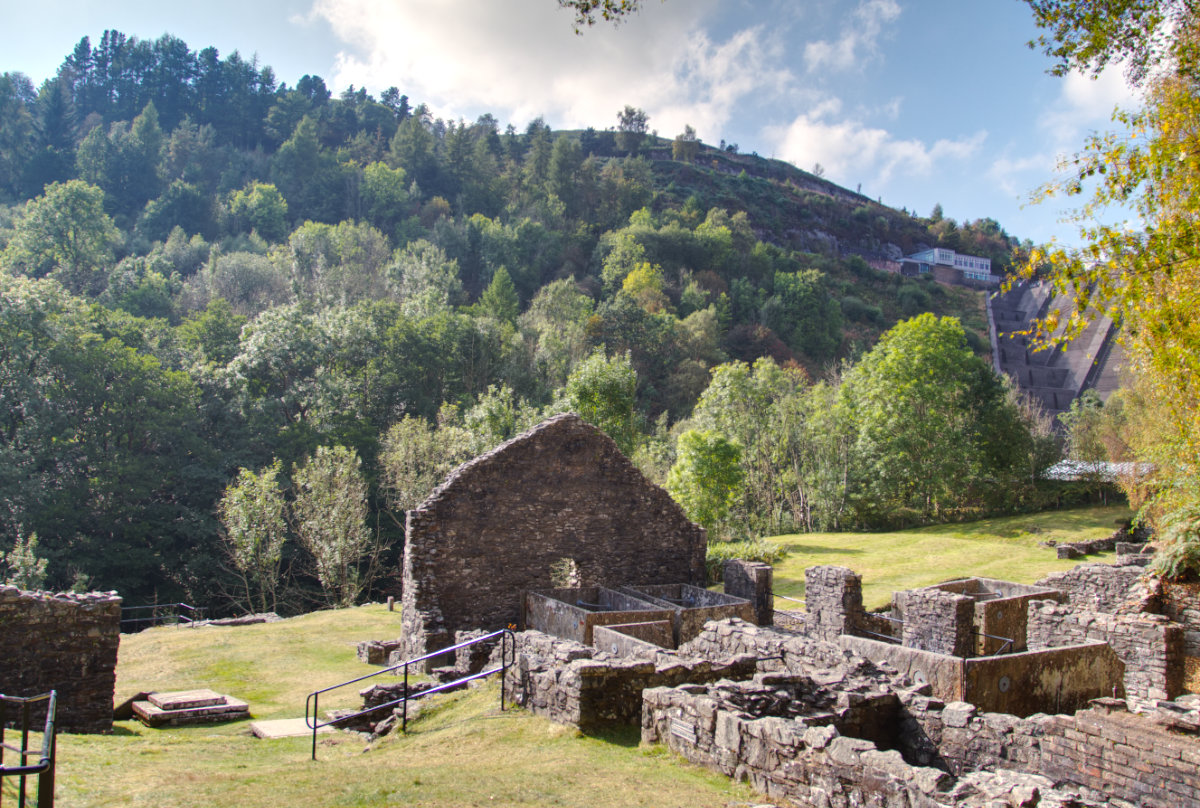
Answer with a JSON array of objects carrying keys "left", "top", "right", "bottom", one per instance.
[
  {"left": 132, "top": 692, "right": 249, "bottom": 727},
  {"left": 148, "top": 689, "right": 226, "bottom": 711},
  {"left": 249, "top": 718, "right": 334, "bottom": 739}
]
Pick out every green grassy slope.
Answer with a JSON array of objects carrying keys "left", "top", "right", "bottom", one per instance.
[
  {"left": 766, "top": 504, "right": 1133, "bottom": 610},
  {"left": 39, "top": 504, "right": 1130, "bottom": 807},
  {"left": 51, "top": 605, "right": 757, "bottom": 808}
]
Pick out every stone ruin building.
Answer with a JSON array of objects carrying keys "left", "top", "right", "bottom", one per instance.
[
  {"left": 0, "top": 586, "right": 122, "bottom": 733},
  {"left": 377, "top": 414, "right": 1200, "bottom": 805},
  {"left": 398, "top": 413, "right": 707, "bottom": 664}
]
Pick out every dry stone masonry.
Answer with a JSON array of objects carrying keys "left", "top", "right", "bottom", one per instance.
[
  {"left": 400, "top": 414, "right": 706, "bottom": 665},
  {"left": 0, "top": 587, "right": 121, "bottom": 733}
]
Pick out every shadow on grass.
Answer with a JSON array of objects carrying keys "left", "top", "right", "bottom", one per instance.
[
  {"left": 101, "top": 723, "right": 141, "bottom": 737},
  {"left": 778, "top": 544, "right": 864, "bottom": 556},
  {"left": 582, "top": 724, "right": 641, "bottom": 748}
]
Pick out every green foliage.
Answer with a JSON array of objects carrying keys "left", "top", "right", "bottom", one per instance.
[
  {"left": 562, "top": 348, "right": 639, "bottom": 455},
  {"left": 841, "top": 314, "right": 1035, "bottom": 523},
  {"left": 228, "top": 182, "right": 289, "bottom": 243},
  {"left": 1, "top": 529, "right": 49, "bottom": 590},
  {"left": 703, "top": 539, "right": 786, "bottom": 586},
  {"left": 667, "top": 429, "right": 744, "bottom": 535},
  {"left": 476, "top": 266, "right": 520, "bottom": 325},
  {"left": 2, "top": 180, "right": 119, "bottom": 294},
  {"left": 1018, "top": 4, "right": 1200, "bottom": 575},
  {"left": 218, "top": 461, "right": 287, "bottom": 614},
  {"left": 290, "top": 444, "right": 375, "bottom": 608},
  {"left": 379, "top": 412, "right": 475, "bottom": 514},
  {"left": 0, "top": 28, "right": 1057, "bottom": 610}
]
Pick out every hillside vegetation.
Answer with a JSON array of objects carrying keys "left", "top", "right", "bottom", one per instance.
[{"left": 0, "top": 31, "right": 1066, "bottom": 613}]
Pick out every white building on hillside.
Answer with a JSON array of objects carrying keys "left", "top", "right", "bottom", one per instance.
[{"left": 906, "top": 248, "right": 999, "bottom": 284}]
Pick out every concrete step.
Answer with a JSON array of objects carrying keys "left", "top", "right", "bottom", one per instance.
[{"left": 249, "top": 717, "right": 335, "bottom": 739}]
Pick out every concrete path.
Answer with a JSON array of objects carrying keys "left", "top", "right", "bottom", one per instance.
[{"left": 249, "top": 717, "right": 334, "bottom": 739}]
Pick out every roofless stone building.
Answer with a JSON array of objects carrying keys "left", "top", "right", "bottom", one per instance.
[{"left": 399, "top": 414, "right": 707, "bottom": 664}]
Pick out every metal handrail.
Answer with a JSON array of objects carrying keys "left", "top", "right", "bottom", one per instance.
[
  {"left": 304, "top": 629, "right": 515, "bottom": 760},
  {"left": 119, "top": 603, "right": 204, "bottom": 631},
  {"left": 0, "top": 691, "right": 57, "bottom": 808},
  {"left": 972, "top": 629, "right": 1014, "bottom": 656}
]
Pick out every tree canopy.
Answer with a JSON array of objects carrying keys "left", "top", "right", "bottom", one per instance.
[{"left": 1018, "top": 0, "right": 1200, "bottom": 575}]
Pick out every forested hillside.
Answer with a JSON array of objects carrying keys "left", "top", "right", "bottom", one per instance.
[{"left": 0, "top": 31, "right": 1054, "bottom": 611}]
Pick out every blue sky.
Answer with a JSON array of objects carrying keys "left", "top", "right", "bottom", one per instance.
[{"left": 1, "top": 0, "right": 1140, "bottom": 246}]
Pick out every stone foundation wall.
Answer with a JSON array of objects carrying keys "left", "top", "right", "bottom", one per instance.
[
  {"left": 898, "top": 589, "right": 975, "bottom": 657},
  {"left": 641, "top": 675, "right": 951, "bottom": 808},
  {"left": 592, "top": 622, "right": 673, "bottom": 658},
  {"left": 400, "top": 414, "right": 706, "bottom": 664},
  {"left": 804, "top": 566, "right": 864, "bottom": 642},
  {"left": 1039, "top": 700, "right": 1200, "bottom": 808},
  {"left": 1035, "top": 563, "right": 1144, "bottom": 613},
  {"left": 619, "top": 584, "right": 756, "bottom": 645},
  {"left": 523, "top": 587, "right": 668, "bottom": 646},
  {"left": 502, "top": 630, "right": 755, "bottom": 730},
  {"left": 677, "top": 618, "right": 857, "bottom": 675},
  {"left": 839, "top": 636, "right": 1122, "bottom": 717},
  {"left": 0, "top": 587, "right": 122, "bottom": 733},
  {"left": 641, "top": 670, "right": 1199, "bottom": 807},
  {"left": 1028, "top": 601, "right": 1183, "bottom": 700},
  {"left": 722, "top": 560, "right": 773, "bottom": 626}
]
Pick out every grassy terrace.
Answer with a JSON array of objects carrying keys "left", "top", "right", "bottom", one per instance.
[
  {"left": 37, "top": 504, "right": 1129, "bottom": 807},
  {"left": 51, "top": 606, "right": 759, "bottom": 808},
  {"left": 766, "top": 504, "right": 1133, "bottom": 610}
]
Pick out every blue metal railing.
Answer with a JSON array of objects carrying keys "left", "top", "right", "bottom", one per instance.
[
  {"left": 0, "top": 691, "right": 57, "bottom": 808},
  {"left": 304, "top": 629, "right": 515, "bottom": 760}
]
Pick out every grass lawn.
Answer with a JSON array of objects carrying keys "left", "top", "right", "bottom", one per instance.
[
  {"left": 47, "top": 605, "right": 760, "bottom": 808},
  {"left": 765, "top": 503, "right": 1133, "bottom": 610},
  {"left": 31, "top": 504, "right": 1133, "bottom": 807}
]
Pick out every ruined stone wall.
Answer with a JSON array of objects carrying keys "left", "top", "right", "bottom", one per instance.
[
  {"left": 0, "top": 587, "right": 121, "bottom": 733},
  {"left": 641, "top": 676, "right": 951, "bottom": 808},
  {"left": 839, "top": 635, "right": 1121, "bottom": 717},
  {"left": 502, "top": 630, "right": 755, "bottom": 730},
  {"left": 804, "top": 566, "right": 864, "bottom": 642},
  {"left": 401, "top": 414, "right": 706, "bottom": 662},
  {"left": 1035, "top": 563, "right": 1144, "bottom": 613},
  {"left": 898, "top": 696, "right": 1049, "bottom": 776},
  {"left": 1028, "top": 601, "right": 1183, "bottom": 700},
  {"left": 722, "top": 560, "right": 773, "bottom": 626},
  {"left": 592, "top": 622, "right": 672, "bottom": 658},
  {"left": 1160, "top": 580, "right": 1200, "bottom": 691},
  {"left": 678, "top": 618, "right": 855, "bottom": 675},
  {"left": 1039, "top": 700, "right": 1200, "bottom": 808},
  {"left": 523, "top": 588, "right": 668, "bottom": 647},
  {"left": 897, "top": 588, "right": 975, "bottom": 657}
]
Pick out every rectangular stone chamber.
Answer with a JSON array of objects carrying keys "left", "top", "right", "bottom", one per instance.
[
  {"left": 524, "top": 587, "right": 671, "bottom": 646},
  {"left": 618, "top": 584, "right": 756, "bottom": 646},
  {"left": 924, "top": 578, "right": 1066, "bottom": 655}
]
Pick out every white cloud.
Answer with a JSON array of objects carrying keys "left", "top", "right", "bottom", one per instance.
[
  {"left": 307, "top": 0, "right": 791, "bottom": 143},
  {"left": 1039, "top": 65, "right": 1141, "bottom": 148},
  {"left": 765, "top": 103, "right": 984, "bottom": 188},
  {"left": 804, "top": 0, "right": 900, "bottom": 73}
]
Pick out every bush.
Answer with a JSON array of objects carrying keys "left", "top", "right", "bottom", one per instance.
[
  {"left": 704, "top": 539, "right": 787, "bottom": 585},
  {"left": 841, "top": 295, "right": 883, "bottom": 324}
]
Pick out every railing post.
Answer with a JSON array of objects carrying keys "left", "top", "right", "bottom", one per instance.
[
  {"left": 37, "top": 714, "right": 55, "bottom": 808},
  {"left": 402, "top": 662, "right": 408, "bottom": 733},
  {"left": 19, "top": 698, "right": 30, "bottom": 808},
  {"left": 310, "top": 694, "right": 318, "bottom": 762}
]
